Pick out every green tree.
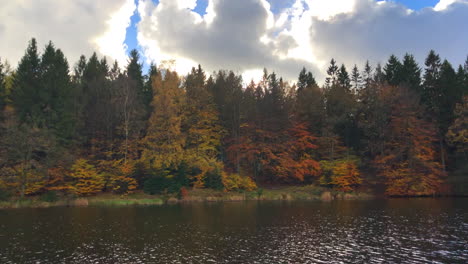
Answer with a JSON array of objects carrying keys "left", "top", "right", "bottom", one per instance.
[
  {"left": 297, "top": 67, "right": 317, "bottom": 92},
  {"left": 11, "top": 38, "right": 42, "bottom": 125},
  {"left": 39, "top": 41, "right": 75, "bottom": 142},
  {"left": 384, "top": 55, "right": 402, "bottom": 86},
  {"left": 400, "top": 53, "right": 422, "bottom": 94},
  {"left": 337, "top": 64, "right": 351, "bottom": 90},
  {"left": 325, "top": 59, "right": 339, "bottom": 87},
  {"left": 0, "top": 59, "right": 6, "bottom": 113},
  {"left": 351, "top": 64, "right": 362, "bottom": 93}
]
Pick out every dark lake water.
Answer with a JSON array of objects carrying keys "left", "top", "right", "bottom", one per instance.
[{"left": 0, "top": 199, "right": 467, "bottom": 263}]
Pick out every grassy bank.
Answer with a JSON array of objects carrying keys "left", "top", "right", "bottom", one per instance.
[{"left": 0, "top": 185, "right": 374, "bottom": 209}]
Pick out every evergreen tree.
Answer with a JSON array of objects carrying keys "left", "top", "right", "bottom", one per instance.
[
  {"left": 11, "top": 38, "right": 42, "bottom": 125},
  {"left": 297, "top": 67, "right": 317, "bottom": 92},
  {"left": 362, "top": 61, "right": 373, "bottom": 89},
  {"left": 0, "top": 59, "right": 6, "bottom": 112},
  {"left": 73, "top": 55, "right": 87, "bottom": 84},
  {"left": 39, "top": 41, "right": 74, "bottom": 141},
  {"left": 110, "top": 60, "right": 121, "bottom": 81},
  {"left": 126, "top": 49, "right": 149, "bottom": 109},
  {"left": 337, "top": 64, "right": 351, "bottom": 90},
  {"left": 422, "top": 50, "right": 441, "bottom": 110},
  {"left": 374, "top": 63, "right": 385, "bottom": 85},
  {"left": 325, "top": 59, "right": 339, "bottom": 88},
  {"left": 143, "top": 63, "right": 158, "bottom": 115},
  {"left": 351, "top": 64, "right": 362, "bottom": 93},
  {"left": 400, "top": 53, "right": 422, "bottom": 94},
  {"left": 384, "top": 55, "right": 402, "bottom": 86}
]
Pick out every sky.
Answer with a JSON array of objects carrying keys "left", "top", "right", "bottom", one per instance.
[{"left": 1, "top": 0, "right": 467, "bottom": 83}]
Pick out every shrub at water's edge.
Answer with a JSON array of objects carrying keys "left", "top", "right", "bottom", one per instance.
[{"left": 0, "top": 185, "right": 375, "bottom": 209}]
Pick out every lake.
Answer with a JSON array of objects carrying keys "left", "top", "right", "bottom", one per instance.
[{"left": 0, "top": 199, "right": 467, "bottom": 263}]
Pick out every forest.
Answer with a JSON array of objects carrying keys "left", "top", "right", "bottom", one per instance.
[{"left": 0, "top": 38, "right": 466, "bottom": 199}]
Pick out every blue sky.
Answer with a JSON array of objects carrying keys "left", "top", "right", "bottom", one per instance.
[{"left": 124, "top": 0, "right": 442, "bottom": 63}]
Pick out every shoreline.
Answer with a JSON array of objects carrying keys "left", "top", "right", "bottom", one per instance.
[
  {"left": 1, "top": 186, "right": 464, "bottom": 209},
  {"left": 0, "top": 186, "right": 375, "bottom": 209}
]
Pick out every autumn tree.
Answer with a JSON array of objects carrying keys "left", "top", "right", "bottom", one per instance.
[
  {"left": 322, "top": 156, "right": 362, "bottom": 192},
  {"left": 374, "top": 86, "right": 446, "bottom": 196},
  {"left": 69, "top": 159, "right": 104, "bottom": 196},
  {"left": 141, "top": 70, "right": 185, "bottom": 170},
  {"left": 0, "top": 107, "right": 60, "bottom": 197},
  {"left": 183, "top": 65, "right": 225, "bottom": 187},
  {"left": 446, "top": 96, "right": 468, "bottom": 194}
]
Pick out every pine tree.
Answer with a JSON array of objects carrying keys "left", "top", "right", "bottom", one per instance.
[
  {"left": 337, "top": 64, "right": 351, "bottom": 90},
  {"left": 374, "top": 63, "right": 385, "bottom": 85},
  {"left": 11, "top": 38, "right": 42, "bottom": 125},
  {"left": 110, "top": 60, "right": 121, "bottom": 81},
  {"left": 325, "top": 59, "right": 339, "bottom": 88},
  {"left": 401, "top": 53, "right": 422, "bottom": 94},
  {"left": 362, "top": 61, "right": 373, "bottom": 89},
  {"left": 39, "top": 41, "right": 74, "bottom": 141},
  {"left": 126, "top": 49, "right": 149, "bottom": 110},
  {"left": 296, "top": 69, "right": 324, "bottom": 135},
  {"left": 0, "top": 59, "right": 6, "bottom": 113},
  {"left": 351, "top": 64, "right": 362, "bottom": 93},
  {"left": 297, "top": 67, "right": 317, "bottom": 92},
  {"left": 422, "top": 50, "right": 441, "bottom": 111},
  {"left": 384, "top": 55, "right": 402, "bottom": 86}
]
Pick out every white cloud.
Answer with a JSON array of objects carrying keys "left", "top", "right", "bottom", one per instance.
[
  {"left": 95, "top": 0, "right": 136, "bottom": 66},
  {"left": 137, "top": 0, "right": 320, "bottom": 82},
  {"left": 0, "top": 0, "right": 135, "bottom": 68},
  {"left": 308, "top": 0, "right": 468, "bottom": 74},
  {"left": 305, "top": 0, "right": 356, "bottom": 20},
  {"left": 137, "top": 0, "right": 468, "bottom": 83},
  {"left": 434, "top": 0, "right": 458, "bottom": 10}
]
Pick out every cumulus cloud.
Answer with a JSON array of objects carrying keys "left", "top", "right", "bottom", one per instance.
[
  {"left": 0, "top": 0, "right": 135, "bottom": 68},
  {"left": 137, "top": 0, "right": 468, "bottom": 83},
  {"left": 137, "top": 0, "right": 321, "bottom": 82},
  {"left": 308, "top": 0, "right": 468, "bottom": 74}
]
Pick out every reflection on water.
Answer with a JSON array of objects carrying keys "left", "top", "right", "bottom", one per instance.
[{"left": 0, "top": 199, "right": 467, "bottom": 263}]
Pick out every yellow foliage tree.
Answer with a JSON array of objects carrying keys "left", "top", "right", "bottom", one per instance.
[
  {"left": 111, "top": 160, "right": 137, "bottom": 194},
  {"left": 141, "top": 70, "right": 185, "bottom": 170},
  {"left": 331, "top": 161, "right": 362, "bottom": 192},
  {"left": 70, "top": 159, "right": 104, "bottom": 196},
  {"left": 183, "top": 66, "right": 225, "bottom": 187},
  {"left": 222, "top": 172, "right": 257, "bottom": 192}
]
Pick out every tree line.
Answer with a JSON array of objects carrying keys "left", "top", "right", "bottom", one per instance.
[{"left": 0, "top": 38, "right": 466, "bottom": 198}]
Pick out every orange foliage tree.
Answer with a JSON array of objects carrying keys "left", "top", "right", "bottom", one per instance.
[
  {"left": 227, "top": 122, "right": 320, "bottom": 183},
  {"left": 331, "top": 161, "right": 362, "bottom": 192},
  {"left": 374, "top": 86, "right": 446, "bottom": 196}
]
